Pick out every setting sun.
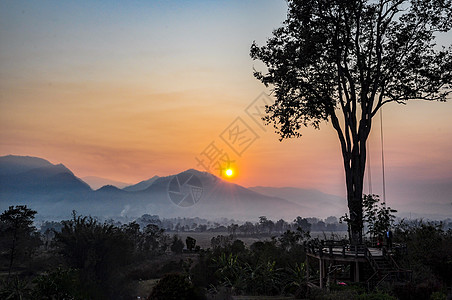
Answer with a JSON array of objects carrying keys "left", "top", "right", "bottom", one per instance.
[{"left": 225, "top": 169, "right": 233, "bottom": 177}]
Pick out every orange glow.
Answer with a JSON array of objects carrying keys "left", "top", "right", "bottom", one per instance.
[{"left": 0, "top": 0, "right": 451, "bottom": 209}]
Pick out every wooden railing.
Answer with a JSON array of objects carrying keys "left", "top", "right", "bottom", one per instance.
[
  {"left": 305, "top": 239, "right": 412, "bottom": 291},
  {"left": 304, "top": 239, "right": 359, "bottom": 257}
]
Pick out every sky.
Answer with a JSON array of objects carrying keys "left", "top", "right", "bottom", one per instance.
[{"left": 1, "top": 1, "right": 451, "bottom": 216}]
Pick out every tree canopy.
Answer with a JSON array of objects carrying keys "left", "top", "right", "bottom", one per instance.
[{"left": 0, "top": 205, "right": 40, "bottom": 277}]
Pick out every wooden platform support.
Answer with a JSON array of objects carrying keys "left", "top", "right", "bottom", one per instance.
[
  {"left": 319, "top": 258, "right": 324, "bottom": 288},
  {"left": 355, "top": 261, "right": 360, "bottom": 282}
]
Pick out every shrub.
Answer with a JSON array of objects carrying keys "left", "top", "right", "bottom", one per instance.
[{"left": 148, "top": 273, "right": 205, "bottom": 300}]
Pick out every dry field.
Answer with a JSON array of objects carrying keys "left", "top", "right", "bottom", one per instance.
[{"left": 171, "top": 231, "right": 348, "bottom": 249}]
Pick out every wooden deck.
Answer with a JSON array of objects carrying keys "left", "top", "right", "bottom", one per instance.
[
  {"left": 306, "top": 245, "right": 384, "bottom": 262},
  {"left": 303, "top": 240, "right": 411, "bottom": 289}
]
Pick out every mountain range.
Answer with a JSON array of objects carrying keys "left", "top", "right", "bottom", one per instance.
[
  {"left": 0, "top": 154, "right": 391, "bottom": 222},
  {"left": 82, "top": 176, "right": 131, "bottom": 190}
]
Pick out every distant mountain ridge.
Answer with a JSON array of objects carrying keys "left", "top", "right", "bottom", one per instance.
[
  {"left": 123, "top": 176, "right": 160, "bottom": 192},
  {"left": 0, "top": 155, "right": 53, "bottom": 175},
  {"left": 0, "top": 155, "right": 91, "bottom": 193},
  {"left": 1, "top": 155, "right": 450, "bottom": 220},
  {"left": 82, "top": 176, "right": 131, "bottom": 190},
  {"left": 248, "top": 186, "right": 348, "bottom": 219},
  {"left": 0, "top": 155, "right": 310, "bottom": 220}
]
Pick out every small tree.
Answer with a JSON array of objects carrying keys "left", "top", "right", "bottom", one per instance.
[
  {"left": 363, "top": 194, "right": 397, "bottom": 240},
  {"left": 54, "top": 212, "right": 134, "bottom": 298},
  {"left": 293, "top": 216, "right": 311, "bottom": 232},
  {"left": 186, "top": 236, "right": 197, "bottom": 251},
  {"left": 149, "top": 273, "right": 203, "bottom": 300},
  {"left": 142, "top": 224, "right": 168, "bottom": 255},
  {"left": 171, "top": 235, "right": 185, "bottom": 254},
  {"left": 0, "top": 205, "right": 40, "bottom": 277}
]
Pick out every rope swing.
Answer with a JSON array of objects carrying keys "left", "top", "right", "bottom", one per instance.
[
  {"left": 366, "top": 107, "right": 387, "bottom": 208},
  {"left": 380, "top": 108, "right": 387, "bottom": 207}
]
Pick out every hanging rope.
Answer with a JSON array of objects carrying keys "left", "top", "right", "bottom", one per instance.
[
  {"left": 366, "top": 138, "right": 372, "bottom": 195},
  {"left": 380, "top": 108, "right": 387, "bottom": 206}
]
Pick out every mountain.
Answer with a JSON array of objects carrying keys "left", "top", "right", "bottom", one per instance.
[
  {"left": 95, "top": 185, "right": 127, "bottom": 193},
  {"left": 0, "top": 155, "right": 91, "bottom": 194},
  {"left": 123, "top": 169, "right": 307, "bottom": 220},
  {"left": 0, "top": 155, "right": 305, "bottom": 220},
  {"left": 82, "top": 176, "right": 131, "bottom": 190},
  {"left": 123, "top": 176, "right": 160, "bottom": 192},
  {"left": 0, "top": 155, "right": 53, "bottom": 175},
  {"left": 249, "top": 186, "right": 348, "bottom": 219},
  {"left": 2, "top": 155, "right": 449, "bottom": 220}
]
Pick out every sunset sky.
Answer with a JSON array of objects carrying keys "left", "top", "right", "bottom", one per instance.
[{"left": 1, "top": 1, "right": 451, "bottom": 215}]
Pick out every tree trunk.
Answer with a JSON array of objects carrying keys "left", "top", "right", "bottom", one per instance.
[
  {"left": 347, "top": 183, "right": 364, "bottom": 245},
  {"left": 330, "top": 108, "right": 369, "bottom": 246},
  {"left": 344, "top": 144, "right": 366, "bottom": 246},
  {"left": 8, "top": 227, "right": 17, "bottom": 278}
]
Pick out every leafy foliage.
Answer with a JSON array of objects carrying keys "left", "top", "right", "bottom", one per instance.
[
  {"left": 186, "top": 236, "right": 196, "bottom": 251},
  {"left": 0, "top": 205, "right": 41, "bottom": 277},
  {"left": 32, "top": 267, "right": 85, "bottom": 300},
  {"left": 148, "top": 273, "right": 205, "bottom": 300},
  {"left": 393, "top": 220, "right": 452, "bottom": 288},
  {"left": 0, "top": 276, "right": 32, "bottom": 300},
  {"left": 363, "top": 194, "right": 397, "bottom": 238},
  {"left": 197, "top": 230, "right": 311, "bottom": 296},
  {"left": 251, "top": 0, "right": 452, "bottom": 139},
  {"left": 170, "top": 234, "right": 185, "bottom": 254},
  {"left": 54, "top": 212, "right": 135, "bottom": 299}
]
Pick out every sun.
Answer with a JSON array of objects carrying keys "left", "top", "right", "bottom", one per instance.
[{"left": 225, "top": 169, "right": 233, "bottom": 177}]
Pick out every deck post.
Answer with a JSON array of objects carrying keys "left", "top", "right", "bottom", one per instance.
[
  {"left": 319, "top": 258, "right": 324, "bottom": 288},
  {"left": 354, "top": 261, "right": 360, "bottom": 282}
]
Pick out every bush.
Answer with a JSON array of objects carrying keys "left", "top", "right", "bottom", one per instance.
[
  {"left": 32, "top": 267, "right": 86, "bottom": 300},
  {"left": 148, "top": 273, "right": 205, "bottom": 300},
  {"left": 171, "top": 235, "right": 184, "bottom": 254},
  {"left": 308, "top": 288, "right": 397, "bottom": 300},
  {"left": 54, "top": 213, "right": 135, "bottom": 299},
  {"left": 429, "top": 291, "right": 447, "bottom": 300}
]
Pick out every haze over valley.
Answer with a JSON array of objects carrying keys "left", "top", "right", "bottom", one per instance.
[{"left": 1, "top": 155, "right": 450, "bottom": 222}]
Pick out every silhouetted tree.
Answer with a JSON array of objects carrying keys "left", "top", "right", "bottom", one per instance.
[
  {"left": 251, "top": 0, "right": 452, "bottom": 244},
  {"left": 293, "top": 216, "right": 311, "bottom": 232},
  {"left": 0, "top": 205, "right": 40, "bottom": 277},
  {"left": 325, "top": 216, "right": 338, "bottom": 224},
  {"left": 239, "top": 221, "right": 255, "bottom": 236},
  {"left": 393, "top": 220, "right": 452, "bottom": 297},
  {"left": 186, "top": 236, "right": 197, "bottom": 251},
  {"left": 32, "top": 267, "right": 85, "bottom": 300},
  {"left": 148, "top": 273, "right": 204, "bottom": 300},
  {"left": 171, "top": 235, "right": 185, "bottom": 254},
  {"left": 227, "top": 223, "right": 239, "bottom": 237},
  {"left": 143, "top": 224, "right": 168, "bottom": 255},
  {"left": 259, "top": 216, "right": 275, "bottom": 235},
  {"left": 363, "top": 194, "right": 396, "bottom": 240},
  {"left": 54, "top": 212, "right": 134, "bottom": 298}
]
